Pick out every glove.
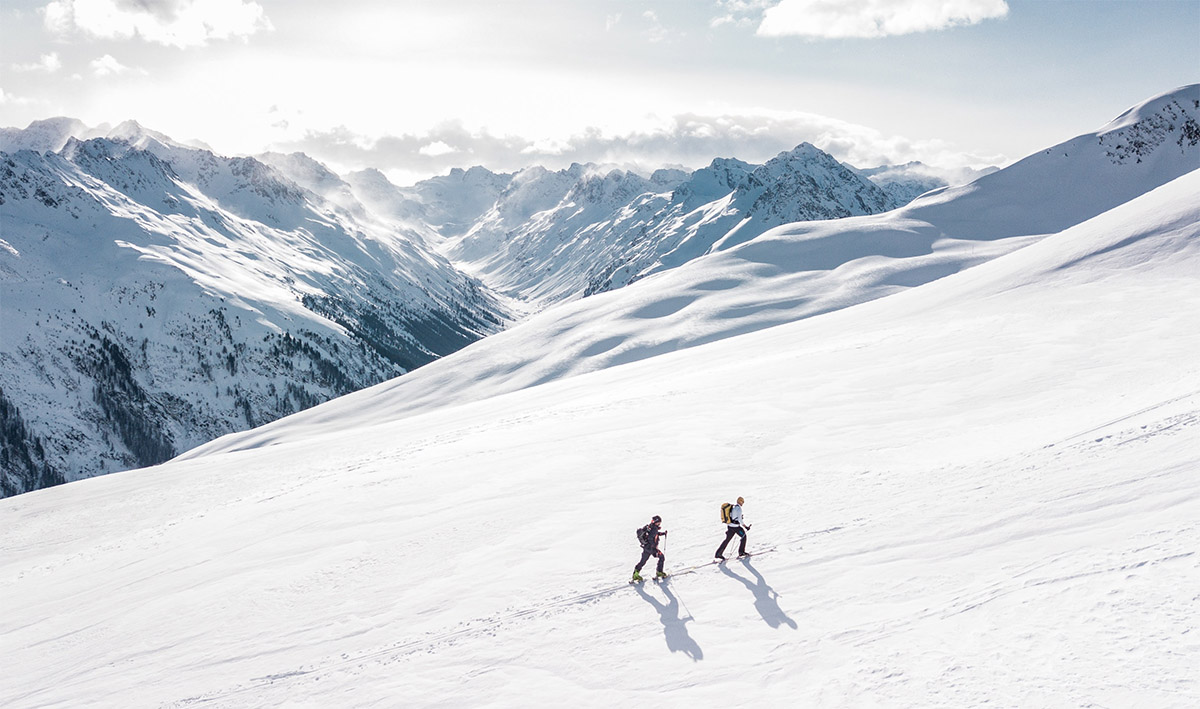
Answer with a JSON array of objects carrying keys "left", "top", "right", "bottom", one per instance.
[
  {"left": 661, "top": 530, "right": 668, "bottom": 536},
  {"left": 745, "top": 524, "right": 752, "bottom": 530}
]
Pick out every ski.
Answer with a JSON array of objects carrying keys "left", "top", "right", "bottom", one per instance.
[
  {"left": 716, "top": 548, "right": 777, "bottom": 563},
  {"left": 629, "top": 575, "right": 668, "bottom": 584},
  {"left": 628, "top": 548, "right": 782, "bottom": 584},
  {"left": 642, "top": 548, "right": 779, "bottom": 582}
]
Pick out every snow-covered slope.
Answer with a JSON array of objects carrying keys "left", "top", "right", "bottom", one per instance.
[
  {"left": 447, "top": 143, "right": 904, "bottom": 306},
  {"left": 407, "top": 165, "right": 516, "bottom": 239},
  {"left": 2, "top": 161, "right": 1197, "bottom": 708},
  {"left": 2, "top": 86, "right": 1195, "bottom": 498},
  {"left": 0, "top": 125, "right": 969, "bottom": 496},
  {"left": 188, "top": 85, "right": 1199, "bottom": 456},
  {"left": 0, "top": 134, "right": 507, "bottom": 495},
  {"left": 857, "top": 160, "right": 996, "bottom": 205},
  {"left": 894, "top": 86, "right": 1199, "bottom": 242}
]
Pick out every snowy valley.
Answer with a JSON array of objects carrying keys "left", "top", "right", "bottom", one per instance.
[
  {"left": 3, "top": 117, "right": 974, "bottom": 495},
  {"left": 185, "top": 87, "right": 1200, "bottom": 452},
  {"left": 0, "top": 85, "right": 1198, "bottom": 708}
]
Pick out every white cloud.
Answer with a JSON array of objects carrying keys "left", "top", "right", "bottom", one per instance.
[
  {"left": 90, "top": 54, "right": 130, "bottom": 76},
  {"left": 12, "top": 53, "right": 63, "bottom": 73},
  {"left": 712, "top": 0, "right": 777, "bottom": 29},
  {"left": 41, "top": 0, "right": 272, "bottom": 48},
  {"left": 0, "top": 87, "right": 36, "bottom": 106},
  {"left": 418, "top": 140, "right": 456, "bottom": 157},
  {"left": 757, "top": 0, "right": 1008, "bottom": 39},
  {"left": 276, "top": 110, "right": 1002, "bottom": 185}
]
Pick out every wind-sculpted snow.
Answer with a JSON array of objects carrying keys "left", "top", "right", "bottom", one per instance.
[
  {"left": 3, "top": 157, "right": 1198, "bottom": 707},
  {"left": 0, "top": 137, "right": 507, "bottom": 495},
  {"left": 0, "top": 117, "right": 97, "bottom": 153}
]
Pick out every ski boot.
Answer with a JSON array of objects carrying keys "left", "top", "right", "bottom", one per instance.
[
  {"left": 632, "top": 570, "right": 643, "bottom": 582},
  {"left": 655, "top": 571, "right": 669, "bottom": 580}
]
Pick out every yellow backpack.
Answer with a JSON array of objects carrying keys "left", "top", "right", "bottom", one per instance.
[{"left": 720, "top": 502, "right": 734, "bottom": 524}]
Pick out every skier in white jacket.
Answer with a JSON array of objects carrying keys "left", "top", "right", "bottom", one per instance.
[{"left": 715, "top": 496, "right": 751, "bottom": 560}]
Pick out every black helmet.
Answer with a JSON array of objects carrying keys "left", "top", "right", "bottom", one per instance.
[{"left": 652, "top": 515, "right": 662, "bottom": 524}]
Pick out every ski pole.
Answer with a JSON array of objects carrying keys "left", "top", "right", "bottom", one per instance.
[{"left": 675, "top": 587, "right": 695, "bottom": 622}]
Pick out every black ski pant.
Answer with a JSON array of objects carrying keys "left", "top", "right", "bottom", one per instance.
[
  {"left": 635, "top": 546, "right": 665, "bottom": 574},
  {"left": 716, "top": 526, "right": 747, "bottom": 557}
]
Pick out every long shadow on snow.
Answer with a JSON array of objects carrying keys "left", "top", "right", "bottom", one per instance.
[
  {"left": 720, "top": 559, "right": 797, "bottom": 629},
  {"left": 632, "top": 582, "right": 703, "bottom": 661}
]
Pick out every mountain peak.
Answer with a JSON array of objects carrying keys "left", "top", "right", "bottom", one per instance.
[
  {"left": 1100, "top": 83, "right": 1200, "bottom": 135},
  {"left": 0, "top": 116, "right": 96, "bottom": 153},
  {"left": 106, "top": 120, "right": 179, "bottom": 150},
  {"left": 258, "top": 151, "right": 346, "bottom": 187},
  {"left": 769, "top": 141, "right": 838, "bottom": 166}
]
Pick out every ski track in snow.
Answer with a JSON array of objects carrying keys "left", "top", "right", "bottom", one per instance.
[
  {"left": 5, "top": 357, "right": 1200, "bottom": 707},
  {"left": 160, "top": 401, "right": 1200, "bottom": 707},
  {"left": 168, "top": 530, "right": 840, "bottom": 706},
  {"left": 192, "top": 395, "right": 1195, "bottom": 706}
]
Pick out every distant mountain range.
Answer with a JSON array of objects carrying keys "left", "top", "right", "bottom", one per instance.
[
  {"left": 443, "top": 143, "right": 913, "bottom": 306},
  {"left": 4, "top": 85, "right": 1196, "bottom": 497},
  {"left": 3, "top": 85, "right": 1199, "bottom": 708},
  {"left": 183, "top": 85, "right": 1198, "bottom": 460},
  {"left": 259, "top": 143, "right": 981, "bottom": 308},
  {"left": 0, "top": 127, "right": 506, "bottom": 495}
]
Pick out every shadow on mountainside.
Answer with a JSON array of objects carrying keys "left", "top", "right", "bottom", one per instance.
[
  {"left": 721, "top": 558, "right": 797, "bottom": 629},
  {"left": 633, "top": 581, "right": 703, "bottom": 661}
]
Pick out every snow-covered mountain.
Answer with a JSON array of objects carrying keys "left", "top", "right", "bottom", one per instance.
[
  {"left": 0, "top": 127, "right": 975, "bottom": 497},
  {"left": 0, "top": 117, "right": 96, "bottom": 154},
  {"left": 187, "top": 85, "right": 1199, "bottom": 456},
  {"left": 444, "top": 143, "right": 907, "bottom": 306},
  {"left": 857, "top": 160, "right": 997, "bottom": 205},
  {"left": 178, "top": 139, "right": 959, "bottom": 316},
  {"left": 896, "top": 87, "right": 1200, "bottom": 241},
  {"left": 2, "top": 107, "right": 1197, "bottom": 707},
  {"left": 2, "top": 87, "right": 1195, "bottom": 498},
  {"left": 0, "top": 117, "right": 212, "bottom": 155},
  {"left": 0, "top": 131, "right": 507, "bottom": 496}
]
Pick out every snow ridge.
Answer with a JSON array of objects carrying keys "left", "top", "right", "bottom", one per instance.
[
  {"left": 445, "top": 142, "right": 909, "bottom": 307},
  {"left": 3, "top": 133, "right": 1198, "bottom": 709},
  {"left": 2, "top": 85, "right": 1196, "bottom": 495},
  {"left": 185, "top": 85, "right": 1199, "bottom": 457},
  {"left": 0, "top": 138, "right": 507, "bottom": 495}
]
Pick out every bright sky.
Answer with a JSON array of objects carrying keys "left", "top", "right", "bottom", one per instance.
[{"left": 1, "top": 0, "right": 1197, "bottom": 184}]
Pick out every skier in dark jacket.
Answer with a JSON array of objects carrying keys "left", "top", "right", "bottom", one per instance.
[
  {"left": 633, "top": 515, "right": 668, "bottom": 581},
  {"left": 715, "top": 496, "right": 751, "bottom": 560}
]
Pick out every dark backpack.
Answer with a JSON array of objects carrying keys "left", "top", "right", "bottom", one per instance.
[
  {"left": 720, "top": 502, "right": 734, "bottom": 524},
  {"left": 636, "top": 524, "right": 652, "bottom": 547}
]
